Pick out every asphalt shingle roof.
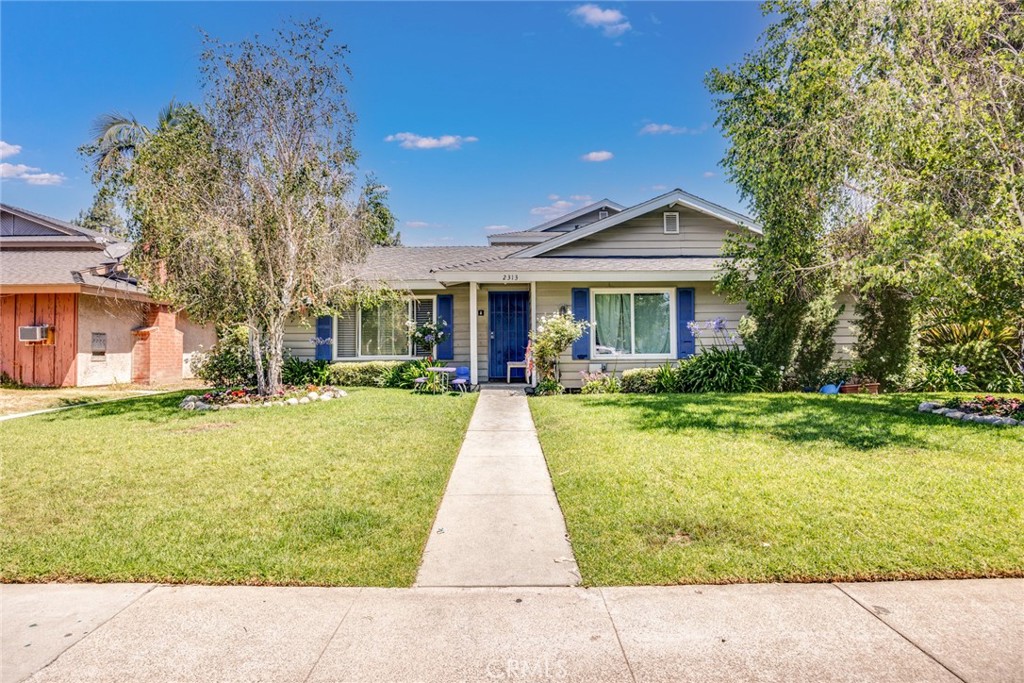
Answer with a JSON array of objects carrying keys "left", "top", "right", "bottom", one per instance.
[
  {"left": 358, "top": 246, "right": 521, "bottom": 280},
  {"left": 0, "top": 249, "right": 145, "bottom": 293}
]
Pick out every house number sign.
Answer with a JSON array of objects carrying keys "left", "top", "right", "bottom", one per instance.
[{"left": 501, "top": 273, "right": 520, "bottom": 282}]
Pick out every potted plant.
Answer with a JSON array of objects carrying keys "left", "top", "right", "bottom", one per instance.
[{"left": 839, "top": 374, "right": 880, "bottom": 394}]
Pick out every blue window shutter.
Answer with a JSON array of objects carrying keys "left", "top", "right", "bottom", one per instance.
[
  {"left": 436, "top": 294, "right": 454, "bottom": 360},
  {"left": 571, "top": 288, "right": 590, "bottom": 360},
  {"left": 677, "top": 288, "right": 695, "bottom": 358},
  {"left": 315, "top": 316, "right": 333, "bottom": 361}
]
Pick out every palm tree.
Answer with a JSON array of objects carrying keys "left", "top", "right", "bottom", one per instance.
[{"left": 83, "top": 99, "right": 184, "bottom": 178}]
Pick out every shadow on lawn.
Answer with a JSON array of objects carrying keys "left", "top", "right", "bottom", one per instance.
[
  {"left": 39, "top": 391, "right": 193, "bottom": 424},
  {"left": 582, "top": 394, "right": 980, "bottom": 451}
]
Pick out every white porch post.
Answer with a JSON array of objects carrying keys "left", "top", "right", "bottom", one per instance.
[
  {"left": 469, "top": 282, "right": 479, "bottom": 385},
  {"left": 530, "top": 280, "right": 537, "bottom": 386}
]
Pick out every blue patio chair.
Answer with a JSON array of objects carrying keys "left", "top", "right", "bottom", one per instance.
[{"left": 451, "top": 366, "right": 471, "bottom": 392}]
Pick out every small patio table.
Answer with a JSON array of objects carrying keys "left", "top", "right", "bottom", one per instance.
[{"left": 425, "top": 366, "right": 457, "bottom": 391}]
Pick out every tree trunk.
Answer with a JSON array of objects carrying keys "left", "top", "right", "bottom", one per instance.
[
  {"left": 263, "top": 316, "right": 286, "bottom": 395},
  {"left": 249, "top": 324, "right": 267, "bottom": 396}
]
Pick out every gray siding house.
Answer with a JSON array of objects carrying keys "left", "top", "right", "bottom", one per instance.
[{"left": 283, "top": 189, "right": 857, "bottom": 388}]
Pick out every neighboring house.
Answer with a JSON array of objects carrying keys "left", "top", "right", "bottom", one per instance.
[
  {"left": 0, "top": 204, "right": 216, "bottom": 387},
  {"left": 283, "top": 189, "right": 857, "bottom": 388}
]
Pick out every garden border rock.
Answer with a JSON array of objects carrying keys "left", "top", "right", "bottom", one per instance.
[
  {"left": 918, "top": 402, "right": 1021, "bottom": 427},
  {"left": 180, "top": 390, "right": 346, "bottom": 412}
]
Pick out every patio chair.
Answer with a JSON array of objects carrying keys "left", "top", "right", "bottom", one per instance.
[
  {"left": 412, "top": 376, "right": 428, "bottom": 392},
  {"left": 451, "top": 366, "right": 471, "bottom": 392}
]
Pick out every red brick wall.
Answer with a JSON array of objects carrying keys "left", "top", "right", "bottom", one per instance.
[{"left": 131, "top": 304, "right": 184, "bottom": 385}]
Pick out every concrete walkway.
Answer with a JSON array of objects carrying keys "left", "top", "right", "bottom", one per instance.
[
  {"left": 3, "top": 579, "right": 1021, "bottom": 682},
  {"left": 416, "top": 385, "right": 580, "bottom": 587}
]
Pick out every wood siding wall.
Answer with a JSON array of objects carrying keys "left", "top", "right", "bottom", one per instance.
[
  {"left": 0, "top": 293, "right": 78, "bottom": 386},
  {"left": 546, "top": 206, "right": 741, "bottom": 257}
]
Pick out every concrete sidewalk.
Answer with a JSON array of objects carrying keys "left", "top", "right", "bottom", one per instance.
[
  {"left": 2, "top": 579, "right": 1021, "bottom": 682},
  {"left": 415, "top": 386, "right": 580, "bottom": 587}
]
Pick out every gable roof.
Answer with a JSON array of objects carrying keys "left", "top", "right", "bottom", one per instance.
[
  {"left": 511, "top": 188, "right": 760, "bottom": 258},
  {"left": 1, "top": 203, "right": 116, "bottom": 246},
  {"left": 524, "top": 199, "right": 625, "bottom": 232},
  {"left": 357, "top": 246, "right": 521, "bottom": 284}
]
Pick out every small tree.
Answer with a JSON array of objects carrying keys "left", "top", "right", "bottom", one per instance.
[
  {"left": 528, "top": 312, "right": 588, "bottom": 392},
  {"left": 126, "top": 19, "right": 379, "bottom": 395},
  {"left": 74, "top": 190, "right": 127, "bottom": 239}
]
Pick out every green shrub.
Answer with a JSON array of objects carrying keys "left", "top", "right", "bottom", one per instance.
[
  {"left": 192, "top": 325, "right": 257, "bottom": 387},
  {"left": 654, "top": 362, "right": 682, "bottom": 393},
  {"left": 327, "top": 361, "right": 406, "bottom": 387},
  {"left": 282, "top": 357, "right": 332, "bottom": 385},
  {"left": 377, "top": 359, "right": 442, "bottom": 389},
  {"left": 580, "top": 371, "right": 621, "bottom": 394},
  {"left": 678, "top": 347, "right": 763, "bottom": 393},
  {"left": 621, "top": 367, "right": 659, "bottom": 394},
  {"left": 791, "top": 296, "right": 841, "bottom": 389},
  {"left": 534, "top": 378, "right": 564, "bottom": 396},
  {"left": 918, "top": 315, "right": 1021, "bottom": 387}
]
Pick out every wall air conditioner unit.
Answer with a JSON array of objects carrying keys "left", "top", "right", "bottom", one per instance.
[{"left": 18, "top": 325, "right": 50, "bottom": 343}]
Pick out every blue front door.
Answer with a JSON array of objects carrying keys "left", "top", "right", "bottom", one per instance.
[{"left": 488, "top": 291, "right": 530, "bottom": 381}]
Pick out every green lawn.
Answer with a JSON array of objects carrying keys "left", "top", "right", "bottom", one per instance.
[
  {"left": 530, "top": 393, "right": 1024, "bottom": 586},
  {"left": 1, "top": 388, "right": 476, "bottom": 586}
]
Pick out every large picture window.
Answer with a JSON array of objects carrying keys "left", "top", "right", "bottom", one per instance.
[
  {"left": 357, "top": 298, "right": 435, "bottom": 358},
  {"left": 593, "top": 290, "right": 672, "bottom": 357}
]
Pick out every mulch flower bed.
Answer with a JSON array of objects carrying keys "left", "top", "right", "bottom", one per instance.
[
  {"left": 918, "top": 395, "right": 1023, "bottom": 427},
  {"left": 180, "top": 385, "right": 346, "bottom": 411}
]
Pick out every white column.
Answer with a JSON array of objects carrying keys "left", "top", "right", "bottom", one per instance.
[
  {"left": 469, "top": 282, "right": 479, "bottom": 385},
  {"left": 530, "top": 280, "right": 537, "bottom": 386}
]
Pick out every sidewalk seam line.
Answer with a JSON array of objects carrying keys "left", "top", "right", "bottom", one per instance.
[
  {"left": 302, "top": 587, "right": 363, "bottom": 683},
  {"left": 28, "top": 582, "right": 159, "bottom": 680},
  {"left": 831, "top": 583, "right": 967, "bottom": 683},
  {"left": 599, "top": 589, "right": 638, "bottom": 683}
]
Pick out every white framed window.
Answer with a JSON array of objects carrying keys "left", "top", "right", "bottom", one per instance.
[
  {"left": 663, "top": 212, "right": 680, "bottom": 234},
  {"left": 598, "top": 210, "right": 609, "bottom": 220},
  {"left": 334, "top": 296, "right": 436, "bottom": 360},
  {"left": 591, "top": 288, "right": 675, "bottom": 359}
]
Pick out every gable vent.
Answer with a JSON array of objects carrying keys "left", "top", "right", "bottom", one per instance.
[
  {"left": 598, "top": 210, "right": 609, "bottom": 220},
  {"left": 663, "top": 212, "right": 680, "bottom": 234}
]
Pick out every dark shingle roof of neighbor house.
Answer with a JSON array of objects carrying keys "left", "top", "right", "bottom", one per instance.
[
  {"left": 0, "top": 204, "right": 144, "bottom": 293},
  {"left": 0, "top": 248, "right": 146, "bottom": 293}
]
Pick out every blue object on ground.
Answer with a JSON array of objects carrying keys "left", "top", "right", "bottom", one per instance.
[{"left": 819, "top": 382, "right": 843, "bottom": 395}]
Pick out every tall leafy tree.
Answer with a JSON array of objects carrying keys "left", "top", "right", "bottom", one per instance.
[
  {"left": 708, "top": 0, "right": 1024, "bottom": 382},
  {"left": 126, "top": 19, "right": 380, "bottom": 395},
  {"left": 358, "top": 174, "right": 401, "bottom": 246}
]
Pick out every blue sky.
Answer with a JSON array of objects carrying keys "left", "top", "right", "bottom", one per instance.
[{"left": 0, "top": 2, "right": 768, "bottom": 245}]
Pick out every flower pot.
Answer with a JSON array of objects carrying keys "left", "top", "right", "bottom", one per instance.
[
  {"left": 862, "top": 382, "right": 880, "bottom": 394},
  {"left": 838, "top": 384, "right": 861, "bottom": 394}
]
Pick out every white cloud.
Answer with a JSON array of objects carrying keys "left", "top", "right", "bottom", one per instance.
[
  {"left": 384, "top": 132, "right": 478, "bottom": 150},
  {"left": 0, "top": 141, "right": 22, "bottom": 159},
  {"left": 639, "top": 122, "right": 708, "bottom": 136},
  {"left": 703, "top": 171, "right": 716, "bottom": 178},
  {"left": 581, "top": 150, "right": 613, "bottom": 163},
  {"left": 651, "top": 184, "right": 668, "bottom": 191},
  {"left": 0, "top": 162, "right": 65, "bottom": 186},
  {"left": 531, "top": 200, "right": 576, "bottom": 218},
  {"left": 529, "top": 191, "right": 599, "bottom": 220},
  {"left": 570, "top": 4, "right": 632, "bottom": 38},
  {"left": 483, "top": 224, "right": 512, "bottom": 232},
  {"left": 405, "top": 220, "right": 433, "bottom": 229}
]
